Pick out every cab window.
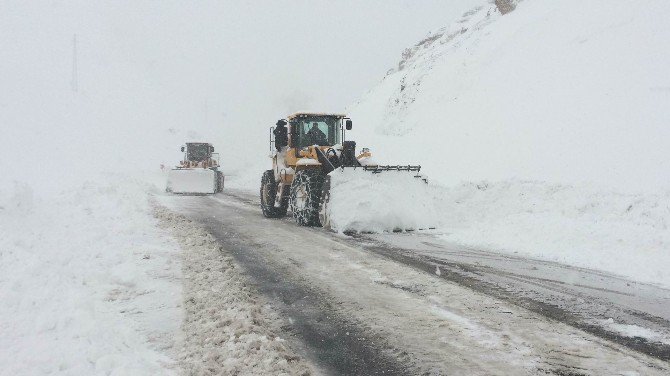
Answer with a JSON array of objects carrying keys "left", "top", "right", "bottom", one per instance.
[{"left": 297, "top": 117, "right": 341, "bottom": 147}]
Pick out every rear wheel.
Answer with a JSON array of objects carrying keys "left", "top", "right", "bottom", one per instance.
[
  {"left": 215, "top": 170, "right": 224, "bottom": 192},
  {"left": 260, "top": 170, "right": 287, "bottom": 218},
  {"left": 290, "top": 169, "right": 325, "bottom": 226}
]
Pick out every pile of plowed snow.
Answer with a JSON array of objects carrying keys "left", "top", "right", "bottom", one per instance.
[{"left": 325, "top": 168, "right": 439, "bottom": 233}]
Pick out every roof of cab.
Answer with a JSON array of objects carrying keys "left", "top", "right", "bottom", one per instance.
[{"left": 287, "top": 112, "right": 347, "bottom": 120}]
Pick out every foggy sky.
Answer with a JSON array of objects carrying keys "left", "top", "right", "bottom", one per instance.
[{"left": 0, "top": 0, "right": 480, "bottom": 189}]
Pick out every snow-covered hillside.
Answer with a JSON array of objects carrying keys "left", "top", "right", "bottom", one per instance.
[
  {"left": 350, "top": 0, "right": 670, "bottom": 191},
  {"left": 344, "top": 0, "right": 670, "bottom": 286}
]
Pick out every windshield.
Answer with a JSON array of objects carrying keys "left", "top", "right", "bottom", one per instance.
[
  {"left": 296, "top": 117, "right": 342, "bottom": 147},
  {"left": 187, "top": 143, "right": 210, "bottom": 161}
]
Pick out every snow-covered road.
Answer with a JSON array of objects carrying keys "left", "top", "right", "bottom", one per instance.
[{"left": 157, "top": 190, "right": 670, "bottom": 375}]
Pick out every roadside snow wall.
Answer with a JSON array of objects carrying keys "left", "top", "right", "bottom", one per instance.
[
  {"left": 325, "top": 168, "right": 440, "bottom": 233},
  {"left": 325, "top": 173, "right": 670, "bottom": 287},
  {"left": 436, "top": 180, "right": 670, "bottom": 288}
]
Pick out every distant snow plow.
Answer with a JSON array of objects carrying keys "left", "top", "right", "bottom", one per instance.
[
  {"left": 166, "top": 142, "right": 224, "bottom": 194},
  {"left": 260, "top": 112, "right": 436, "bottom": 232}
]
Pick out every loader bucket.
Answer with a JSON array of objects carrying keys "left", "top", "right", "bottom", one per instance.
[
  {"left": 319, "top": 166, "right": 438, "bottom": 233},
  {"left": 166, "top": 168, "right": 218, "bottom": 194}
]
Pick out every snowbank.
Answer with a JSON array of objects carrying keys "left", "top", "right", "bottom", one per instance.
[
  {"left": 434, "top": 180, "right": 670, "bottom": 287},
  {"left": 0, "top": 178, "right": 182, "bottom": 375},
  {"left": 0, "top": 170, "right": 314, "bottom": 374},
  {"left": 325, "top": 168, "right": 439, "bottom": 233},
  {"left": 325, "top": 173, "right": 670, "bottom": 287}
]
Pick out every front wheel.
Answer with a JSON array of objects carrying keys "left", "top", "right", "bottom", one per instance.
[
  {"left": 290, "top": 169, "right": 325, "bottom": 226},
  {"left": 260, "top": 170, "right": 287, "bottom": 218},
  {"left": 215, "top": 171, "right": 224, "bottom": 193}
]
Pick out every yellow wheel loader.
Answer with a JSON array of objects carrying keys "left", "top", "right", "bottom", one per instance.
[
  {"left": 166, "top": 142, "right": 224, "bottom": 194},
  {"left": 260, "top": 112, "right": 427, "bottom": 229}
]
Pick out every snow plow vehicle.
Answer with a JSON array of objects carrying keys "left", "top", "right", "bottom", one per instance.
[
  {"left": 260, "top": 112, "right": 435, "bottom": 232},
  {"left": 166, "top": 142, "right": 224, "bottom": 194}
]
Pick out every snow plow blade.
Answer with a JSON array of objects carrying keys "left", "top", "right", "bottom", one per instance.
[
  {"left": 166, "top": 168, "right": 222, "bottom": 195},
  {"left": 319, "top": 166, "right": 438, "bottom": 233}
]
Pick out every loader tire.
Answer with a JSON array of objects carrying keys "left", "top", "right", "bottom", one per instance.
[
  {"left": 290, "top": 169, "right": 324, "bottom": 226},
  {"left": 260, "top": 170, "right": 287, "bottom": 218},
  {"left": 215, "top": 170, "right": 225, "bottom": 193}
]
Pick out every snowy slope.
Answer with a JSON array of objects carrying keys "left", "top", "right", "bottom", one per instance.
[
  {"left": 349, "top": 0, "right": 670, "bottom": 191},
  {"left": 344, "top": 0, "right": 670, "bottom": 286}
]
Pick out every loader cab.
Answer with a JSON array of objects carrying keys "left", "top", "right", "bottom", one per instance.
[
  {"left": 184, "top": 142, "right": 213, "bottom": 162},
  {"left": 286, "top": 113, "right": 350, "bottom": 148}
]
